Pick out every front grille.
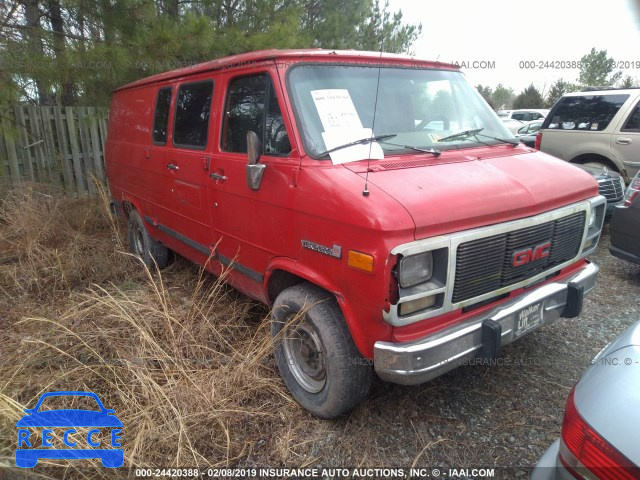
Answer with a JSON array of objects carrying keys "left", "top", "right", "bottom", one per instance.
[
  {"left": 452, "top": 212, "right": 585, "bottom": 303},
  {"left": 598, "top": 176, "right": 624, "bottom": 201}
]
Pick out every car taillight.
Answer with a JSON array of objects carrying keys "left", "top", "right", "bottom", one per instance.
[
  {"left": 560, "top": 386, "right": 640, "bottom": 480},
  {"left": 624, "top": 172, "right": 640, "bottom": 206},
  {"left": 534, "top": 132, "right": 542, "bottom": 150}
]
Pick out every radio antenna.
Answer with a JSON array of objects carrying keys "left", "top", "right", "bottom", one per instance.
[{"left": 363, "top": 8, "right": 386, "bottom": 197}]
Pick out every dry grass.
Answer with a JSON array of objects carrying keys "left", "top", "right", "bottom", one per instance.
[{"left": 0, "top": 184, "right": 322, "bottom": 478}]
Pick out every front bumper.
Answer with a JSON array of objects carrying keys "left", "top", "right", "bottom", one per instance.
[{"left": 374, "top": 261, "right": 598, "bottom": 385}]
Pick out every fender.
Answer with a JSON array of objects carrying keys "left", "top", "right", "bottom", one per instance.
[{"left": 265, "top": 257, "right": 389, "bottom": 358}]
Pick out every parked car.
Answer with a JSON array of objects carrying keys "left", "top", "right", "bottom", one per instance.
[
  {"left": 502, "top": 117, "right": 527, "bottom": 134},
  {"left": 609, "top": 170, "right": 640, "bottom": 264},
  {"left": 498, "top": 109, "right": 549, "bottom": 122},
  {"left": 539, "top": 88, "right": 640, "bottom": 180},
  {"left": 577, "top": 164, "right": 625, "bottom": 217},
  {"left": 532, "top": 320, "right": 640, "bottom": 480},
  {"left": 106, "top": 49, "right": 606, "bottom": 418},
  {"left": 516, "top": 121, "right": 543, "bottom": 147}
]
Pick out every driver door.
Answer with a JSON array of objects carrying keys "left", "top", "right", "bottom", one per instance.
[{"left": 207, "top": 69, "right": 299, "bottom": 300}]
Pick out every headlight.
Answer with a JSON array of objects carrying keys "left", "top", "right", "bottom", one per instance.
[
  {"left": 398, "top": 252, "right": 433, "bottom": 288},
  {"left": 588, "top": 209, "right": 596, "bottom": 228}
]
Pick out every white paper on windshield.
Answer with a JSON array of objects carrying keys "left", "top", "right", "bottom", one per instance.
[
  {"left": 321, "top": 128, "right": 384, "bottom": 165},
  {"left": 311, "top": 89, "right": 363, "bottom": 131}
]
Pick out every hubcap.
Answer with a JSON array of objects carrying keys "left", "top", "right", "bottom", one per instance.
[{"left": 282, "top": 317, "right": 326, "bottom": 393}]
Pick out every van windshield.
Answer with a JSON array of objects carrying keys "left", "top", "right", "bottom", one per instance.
[{"left": 287, "top": 65, "right": 514, "bottom": 159}]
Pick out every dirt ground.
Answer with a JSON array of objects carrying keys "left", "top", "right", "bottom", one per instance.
[{"left": 1, "top": 192, "right": 638, "bottom": 480}]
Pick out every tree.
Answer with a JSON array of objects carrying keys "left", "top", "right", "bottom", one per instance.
[
  {"left": 513, "top": 84, "right": 544, "bottom": 109},
  {"left": 492, "top": 83, "right": 514, "bottom": 109},
  {"left": 545, "top": 79, "right": 577, "bottom": 108},
  {"left": 0, "top": 0, "right": 421, "bottom": 106},
  {"left": 578, "top": 48, "right": 622, "bottom": 88},
  {"left": 476, "top": 84, "right": 494, "bottom": 108},
  {"left": 619, "top": 75, "right": 638, "bottom": 88}
]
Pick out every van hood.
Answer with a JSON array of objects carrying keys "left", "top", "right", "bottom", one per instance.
[{"left": 344, "top": 146, "right": 598, "bottom": 239}]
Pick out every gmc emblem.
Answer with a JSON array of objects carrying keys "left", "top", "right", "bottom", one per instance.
[{"left": 512, "top": 242, "right": 552, "bottom": 267}]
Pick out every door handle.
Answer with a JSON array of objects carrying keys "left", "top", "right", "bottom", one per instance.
[
  {"left": 210, "top": 172, "right": 228, "bottom": 181},
  {"left": 616, "top": 137, "right": 632, "bottom": 145},
  {"left": 167, "top": 163, "right": 179, "bottom": 171}
]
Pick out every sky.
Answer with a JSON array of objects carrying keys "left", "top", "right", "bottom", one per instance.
[{"left": 386, "top": 0, "right": 640, "bottom": 96}]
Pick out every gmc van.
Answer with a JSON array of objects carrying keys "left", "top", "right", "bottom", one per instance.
[{"left": 106, "top": 49, "right": 606, "bottom": 418}]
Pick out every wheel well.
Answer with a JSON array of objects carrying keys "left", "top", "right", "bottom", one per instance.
[
  {"left": 121, "top": 201, "right": 134, "bottom": 218},
  {"left": 267, "top": 270, "right": 307, "bottom": 303},
  {"left": 571, "top": 154, "right": 619, "bottom": 173}
]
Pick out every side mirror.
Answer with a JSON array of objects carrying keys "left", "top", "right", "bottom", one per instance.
[{"left": 246, "top": 131, "right": 266, "bottom": 190}]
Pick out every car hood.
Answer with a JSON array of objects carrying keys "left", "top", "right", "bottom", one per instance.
[
  {"left": 575, "top": 343, "right": 640, "bottom": 465},
  {"left": 344, "top": 146, "right": 598, "bottom": 239},
  {"left": 16, "top": 410, "right": 123, "bottom": 427}
]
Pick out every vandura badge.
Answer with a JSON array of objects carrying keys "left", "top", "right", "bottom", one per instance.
[{"left": 15, "top": 391, "right": 123, "bottom": 468}]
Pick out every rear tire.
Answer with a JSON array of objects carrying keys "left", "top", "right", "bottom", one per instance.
[
  {"left": 271, "top": 283, "right": 372, "bottom": 418},
  {"left": 127, "top": 209, "right": 170, "bottom": 269}
]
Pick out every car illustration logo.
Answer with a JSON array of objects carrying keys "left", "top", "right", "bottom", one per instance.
[
  {"left": 512, "top": 242, "right": 552, "bottom": 267},
  {"left": 15, "top": 391, "right": 123, "bottom": 468}
]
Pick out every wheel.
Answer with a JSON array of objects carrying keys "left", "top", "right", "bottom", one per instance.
[
  {"left": 271, "top": 283, "right": 372, "bottom": 418},
  {"left": 15, "top": 451, "right": 37, "bottom": 468},
  {"left": 127, "top": 209, "right": 170, "bottom": 269},
  {"left": 101, "top": 450, "right": 124, "bottom": 468}
]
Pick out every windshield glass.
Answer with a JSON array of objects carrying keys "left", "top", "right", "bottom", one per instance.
[{"left": 287, "top": 65, "right": 514, "bottom": 158}]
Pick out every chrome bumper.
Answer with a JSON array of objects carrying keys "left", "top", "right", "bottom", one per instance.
[{"left": 374, "top": 262, "right": 599, "bottom": 385}]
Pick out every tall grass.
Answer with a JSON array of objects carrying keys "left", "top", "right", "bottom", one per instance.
[{"left": 0, "top": 184, "right": 319, "bottom": 478}]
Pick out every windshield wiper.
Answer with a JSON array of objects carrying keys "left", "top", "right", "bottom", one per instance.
[
  {"left": 379, "top": 141, "right": 441, "bottom": 157},
  {"left": 317, "top": 134, "right": 397, "bottom": 157},
  {"left": 438, "top": 128, "right": 485, "bottom": 142},
  {"left": 476, "top": 133, "right": 519, "bottom": 146},
  {"left": 438, "top": 128, "right": 518, "bottom": 146}
]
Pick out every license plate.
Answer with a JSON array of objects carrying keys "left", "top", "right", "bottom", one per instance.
[{"left": 514, "top": 302, "right": 543, "bottom": 339}]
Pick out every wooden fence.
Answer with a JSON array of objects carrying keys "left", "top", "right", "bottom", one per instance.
[{"left": 0, "top": 106, "right": 109, "bottom": 196}]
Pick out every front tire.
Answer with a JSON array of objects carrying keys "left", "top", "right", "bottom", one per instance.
[
  {"left": 271, "top": 283, "right": 372, "bottom": 418},
  {"left": 127, "top": 209, "right": 170, "bottom": 269}
]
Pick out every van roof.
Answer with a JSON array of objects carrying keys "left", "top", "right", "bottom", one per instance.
[{"left": 115, "top": 49, "right": 460, "bottom": 92}]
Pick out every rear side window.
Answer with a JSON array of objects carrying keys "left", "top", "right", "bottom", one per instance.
[
  {"left": 222, "top": 73, "right": 291, "bottom": 156},
  {"left": 153, "top": 87, "right": 172, "bottom": 144},
  {"left": 173, "top": 81, "right": 213, "bottom": 148},
  {"left": 622, "top": 101, "right": 640, "bottom": 131},
  {"left": 543, "top": 94, "right": 629, "bottom": 131}
]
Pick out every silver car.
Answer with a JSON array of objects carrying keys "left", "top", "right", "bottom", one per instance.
[{"left": 532, "top": 321, "right": 640, "bottom": 480}]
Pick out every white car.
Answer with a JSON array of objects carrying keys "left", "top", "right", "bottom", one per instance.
[
  {"left": 539, "top": 88, "right": 640, "bottom": 180},
  {"left": 501, "top": 118, "right": 527, "bottom": 134},
  {"left": 498, "top": 109, "right": 549, "bottom": 122}
]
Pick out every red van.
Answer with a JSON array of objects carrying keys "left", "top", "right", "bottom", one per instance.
[{"left": 106, "top": 49, "right": 605, "bottom": 418}]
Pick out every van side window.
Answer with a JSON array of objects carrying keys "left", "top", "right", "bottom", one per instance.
[
  {"left": 222, "top": 74, "right": 291, "bottom": 156},
  {"left": 622, "top": 102, "right": 640, "bottom": 131},
  {"left": 153, "top": 87, "right": 172, "bottom": 144},
  {"left": 173, "top": 81, "right": 213, "bottom": 148}
]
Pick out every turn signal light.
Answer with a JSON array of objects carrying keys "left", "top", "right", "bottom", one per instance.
[{"left": 348, "top": 250, "right": 374, "bottom": 272}]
